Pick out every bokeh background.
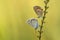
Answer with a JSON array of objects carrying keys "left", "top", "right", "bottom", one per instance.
[{"left": 0, "top": 0, "right": 60, "bottom": 40}]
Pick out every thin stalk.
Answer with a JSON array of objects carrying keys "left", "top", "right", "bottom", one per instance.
[{"left": 38, "top": 0, "right": 49, "bottom": 40}]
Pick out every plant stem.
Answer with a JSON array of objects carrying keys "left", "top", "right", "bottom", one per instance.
[{"left": 38, "top": 0, "right": 49, "bottom": 40}]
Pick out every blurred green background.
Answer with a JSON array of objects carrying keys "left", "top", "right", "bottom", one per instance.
[{"left": 0, "top": 0, "right": 60, "bottom": 40}]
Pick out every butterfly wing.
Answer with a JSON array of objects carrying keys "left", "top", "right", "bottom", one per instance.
[
  {"left": 31, "top": 18, "right": 38, "bottom": 30},
  {"left": 33, "top": 6, "right": 43, "bottom": 18},
  {"left": 27, "top": 18, "right": 39, "bottom": 30}
]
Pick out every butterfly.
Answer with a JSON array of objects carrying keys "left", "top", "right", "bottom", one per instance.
[
  {"left": 33, "top": 6, "right": 43, "bottom": 18},
  {"left": 26, "top": 18, "right": 39, "bottom": 30}
]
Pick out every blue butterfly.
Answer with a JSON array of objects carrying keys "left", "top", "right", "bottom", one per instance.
[{"left": 27, "top": 18, "right": 39, "bottom": 30}]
